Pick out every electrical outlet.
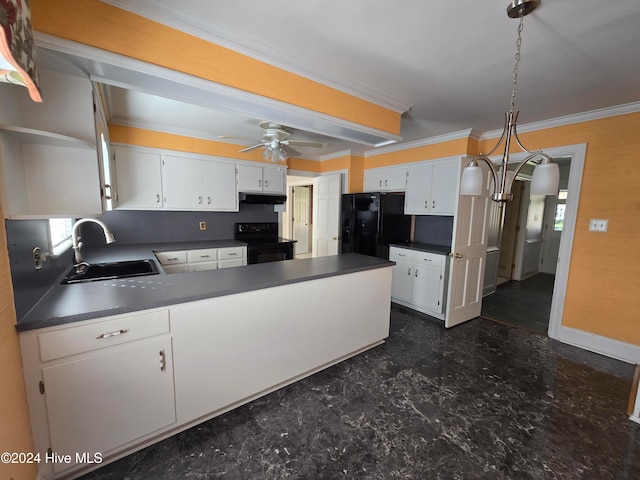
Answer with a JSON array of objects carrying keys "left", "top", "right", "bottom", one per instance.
[
  {"left": 589, "top": 219, "right": 608, "bottom": 232},
  {"left": 199, "top": 221, "right": 206, "bottom": 231}
]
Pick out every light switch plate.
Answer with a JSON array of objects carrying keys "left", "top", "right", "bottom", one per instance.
[{"left": 589, "top": 219, "right": 608, "bottom": 232}]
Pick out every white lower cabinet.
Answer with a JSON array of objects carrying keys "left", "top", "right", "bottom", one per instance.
[
  {"left": 20, "top": 265, "right": 393, "bottom": 479},
  {"left": 155, "top": 246, "right": 246, "bottom": 273},
  {"left": 390, "top": 246, "right": 447, "bottom": 319},
  {"left": 19, "top": 309, "right": 175, "bottom": 477}
]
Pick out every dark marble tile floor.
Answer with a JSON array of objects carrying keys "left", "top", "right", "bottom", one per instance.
[
  {"left": 80, "top": 305, "right": 639, "bottom": 479},
  {"left": 482, "top": 273, "right": 555, "bottom": 335}
]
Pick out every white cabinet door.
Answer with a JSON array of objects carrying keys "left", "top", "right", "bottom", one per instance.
[
  {"left": 114, "top": 147, "right": 163, "bottom": 209},
  {"left": 262, "top": 167, "right": 286, "bottom": 194},
  {"left": 163, "top": 155, "right": 203, "bottom": 209},
  {"left": 404, "top": 164, "right": 432, "bottom": 214},
  {"left": 203, "top": 160, "right": 238, "bottom": 211},
  {"left": 430, "top": 161, "right": 459, "bottom": 215},
  {"left": 404, "top": 159, "right": 459, "bottom": 215},
  {"left": 237, "top": 164, "right": 263, "bottom": 192},
  {"left": 364, "top": 167, "right": 406, "bottom": 192},
  {"left": 391, "top": 258, "right": 413, "bottom": 302},
  {"left": 412, "top": 262, "right": 443, "bottom": 313},
  {"left": 42, "top": 338, "right": 175, "bottom": 472}
]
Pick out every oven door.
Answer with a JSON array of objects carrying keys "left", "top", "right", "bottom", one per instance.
[{"left": 247, "top": 243, "right": 294, "bottom": 264}]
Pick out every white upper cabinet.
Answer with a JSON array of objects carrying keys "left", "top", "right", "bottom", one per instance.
[
  {"left": 364, "top": 166, "right": 407, "bottom": 192},
  {"left": 237, "top": 164, "right": 286, "bottom": 194},
  {"left": 0, "top": 69, "right": 102, "bottom": 218},
  {"left": 113, "top": 146, "right": 164, "bottom": 209},
  {"left": 163, "top": 155, "right": 238, "bottom": 211},
  {"left": 114, "top": 146, "right": 238, "bottom": 212},
  {"left": 404, "top": 158, "right": 460, "bottom": 215}
]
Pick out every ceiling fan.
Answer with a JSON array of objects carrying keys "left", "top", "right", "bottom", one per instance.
[{"left": 220, "top": 121, "right": 328, "bottom": 163}]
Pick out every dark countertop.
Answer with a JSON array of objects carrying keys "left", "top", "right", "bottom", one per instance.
[
  {"left": 16, "top": 245, "right": 393, "bottom": 332},
  {"left": 390, "top": 242, "right": 451, "bottom": 256}
]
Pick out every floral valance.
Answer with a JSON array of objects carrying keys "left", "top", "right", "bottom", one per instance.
[{"left": 0, "top": 0, "right": 41, "bottom": 102}]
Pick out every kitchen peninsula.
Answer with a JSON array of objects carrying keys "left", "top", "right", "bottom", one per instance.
[{"left": 17, "top": 250, "right": 393, "bottom": 479}]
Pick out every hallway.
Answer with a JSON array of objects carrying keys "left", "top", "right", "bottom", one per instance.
[{"left": 481, "top": 273, "right": 555, "bottom": 335}]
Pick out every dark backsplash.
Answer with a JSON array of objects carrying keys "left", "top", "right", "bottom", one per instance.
[
  {"left": 413, "top": 215, "right": 454, "bottom": 246},
  {"left": 6, "top": 204, "right": 277, "bottom": 320},
  {"left": 82, "top": 205, "right": 277, "bottom": 245}
]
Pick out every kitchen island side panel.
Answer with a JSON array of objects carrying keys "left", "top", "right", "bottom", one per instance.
[{"left": 171, "top": 266, "right": 392, "bottom": 425}]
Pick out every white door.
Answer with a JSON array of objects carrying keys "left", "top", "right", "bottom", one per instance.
[
  {"left": 293, "top": 186, "right": 311, "bottom": 254},
  {"left": 312, "top": 174, "right": 341, "bottom": 257},
  {"left": 540, "top": 190, "right": 566, "bottom": 274},
  {"left": 445, "top": 161, "right": 491, "bottom": 328}
]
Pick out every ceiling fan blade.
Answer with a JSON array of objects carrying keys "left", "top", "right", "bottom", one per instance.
[
  {"left": 219, "top": 135, "right": 257, "bottom": 141},
  {"left": 287, "top": 140, "right": 329, "bottom": 148},
  {"left": 281, "top": 144, "right": 300, "bottom": 157},
  {"left": 239, "top": 142, "right": 268, "bottom": 153}
]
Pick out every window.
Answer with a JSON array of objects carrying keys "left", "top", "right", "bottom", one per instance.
[
  {"left": 553, "top": 190, "right": 568, "bottom": 232},
  {"left": 48, "top": 218, "right": 74, "bottom": 257}
]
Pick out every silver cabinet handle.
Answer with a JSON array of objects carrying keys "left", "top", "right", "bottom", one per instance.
[
  {"left": 156, "top": 194, "right": 160, "bottom": 203},
  {"left": 167, "top": 257, "right": 179, "bottom": 261},
  {"left": 258, "top": 179, "right": 262, "bottom": 187},
  {"left": 265, "top": 180, "right": 269, "bottom": 187},
  {"left": 228, "top": 252, "right": 237, "bottom": 256},
  {"left": 198, "top": 196, "right": 203, "bottom": 204},
  {"left": 96, "top": 329, "right": 129, "bottom": 340},
  {"left": 159, "top": 350, "right": 166, "bottom": 372},
  {"left": 207, "top": 196, "right": 212, "bottom": 205},
  {"left": 199, "top": 255, "right": 211, "bottom": 258},
  {"left": 415, "top": 269, "right": 418, "bottom": 277},
  {"left": 407, "top": 267, "right": 411, "bottom": 276}
]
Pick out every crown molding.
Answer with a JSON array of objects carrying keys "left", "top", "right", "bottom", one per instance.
[
  {"left": 365, "top": 129, "right": 475, "bottom": 157},
  {"left": 480, "top": 102, "right": 640, "bottom": 140},
  {"left": 100, "top": 0, "right": 412, "bottom": 115}
]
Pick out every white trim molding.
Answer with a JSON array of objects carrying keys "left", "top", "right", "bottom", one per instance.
[
  {"left": 365, "top": 129, "right": 476, "bottom": 157},
  {"left": 100, "top": 0, "right": 413, "bottom": 115},
  {"left": 557, "top": 326, "right": 640, "bottom": 365},
  {"left": 480, "top": 102, "right": 640, "bottom": 140}
]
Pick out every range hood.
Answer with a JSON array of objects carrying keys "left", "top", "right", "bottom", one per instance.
[{"left": 239, "top": 193, "right": 287, "bottom": 205}]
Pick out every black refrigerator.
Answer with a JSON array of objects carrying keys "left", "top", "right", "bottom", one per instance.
[{"left": 341, "top": 192, "right": 411, "bottom": 259}]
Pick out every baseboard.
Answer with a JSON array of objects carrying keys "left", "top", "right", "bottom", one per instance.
[
  {"left": 557, "top": 326, "right": 640, "bottom": 364},
  {"left": 629, "top": 365, "right": 640, "bottom": 424}
]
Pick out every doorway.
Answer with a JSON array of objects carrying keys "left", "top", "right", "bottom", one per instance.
[
  {"left": 481, "top": 154, "right": 577, "bottom": 337},
  {"left": 292, "top": 185, "right": 312, "bottom": 258}
]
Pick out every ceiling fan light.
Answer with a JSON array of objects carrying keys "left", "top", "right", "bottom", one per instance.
[
  {"left": 530, "top": 161, "right": 560, "bottom": 195},
  {"left": 460, "top": 164, "right": 483, "bottom": 196}
]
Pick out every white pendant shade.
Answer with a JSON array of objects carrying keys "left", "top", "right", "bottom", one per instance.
[
  {"left": 530, "top": 161, "right": 560, "bottom": 195},
  {"left": 460, "top": 165, "right": 483, "bottom": 196}
]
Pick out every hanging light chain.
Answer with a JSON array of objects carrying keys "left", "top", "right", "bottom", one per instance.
[{"left": 510, "top": 11, "right": 525, "bottom": 112}]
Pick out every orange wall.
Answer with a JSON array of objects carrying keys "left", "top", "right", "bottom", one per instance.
[
  {"left": 478, "top": 113, "right": 640, "bottom": 345},
  {"left": 0, "top": 197, "right": 36, "bottom": 480},
  {"left": 31, "top": 0, "right": 400, "bottom": 136}
]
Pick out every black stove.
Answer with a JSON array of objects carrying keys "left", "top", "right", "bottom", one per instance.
[{"left": 234, "top": 223, "right": 296, "bottom": 264}]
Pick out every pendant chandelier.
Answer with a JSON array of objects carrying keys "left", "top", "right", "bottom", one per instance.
[{"left": 460, "top": 0, "right": 559, "bottom": 203}]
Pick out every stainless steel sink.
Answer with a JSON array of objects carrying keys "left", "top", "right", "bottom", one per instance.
[{"left": 61, "top": 259, "right": 159, "bottom": 284}]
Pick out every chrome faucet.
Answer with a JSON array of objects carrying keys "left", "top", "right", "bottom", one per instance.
[{"left": 72, "top": 218, "right": 116, "bottom": 265}]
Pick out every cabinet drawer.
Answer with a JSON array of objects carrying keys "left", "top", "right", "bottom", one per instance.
[
  {"left": 218, "top": 246, "right": 245, "bottom": 260},
  {"left": 155, "top": 250, "right": 188, "bottom": 265},
  {"left": 188, "top": 261, "right": 218, "bottom": 272},
  {"left": 219, "top": 258, "right": 245, "bottom": 269},
  {"left": 389, "top": 247, "right": 414, "bottom": 262},
  {"left": 38, "top": 310, "right": 170, "bottom": 362},
  {"left": 414, "top": 252, "right": 444, "bottom": 268},
  {"left": 163, "top": 264, "right": 189, "bottom": 275},
  {"left": 187, "top": 248, "right": 218, "bottom": 263}
]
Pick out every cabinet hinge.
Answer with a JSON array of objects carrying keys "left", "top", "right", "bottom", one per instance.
[
  {"left": 440, "top": 274, "right": 442, "bottom": 280},
  {"left": 39, "top": 381, "right": 45, "bottom": 395}
]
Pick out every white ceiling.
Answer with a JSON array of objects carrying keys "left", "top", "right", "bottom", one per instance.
[{"left": 96, "top": 0, "right": 640, "bottom": 158}]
